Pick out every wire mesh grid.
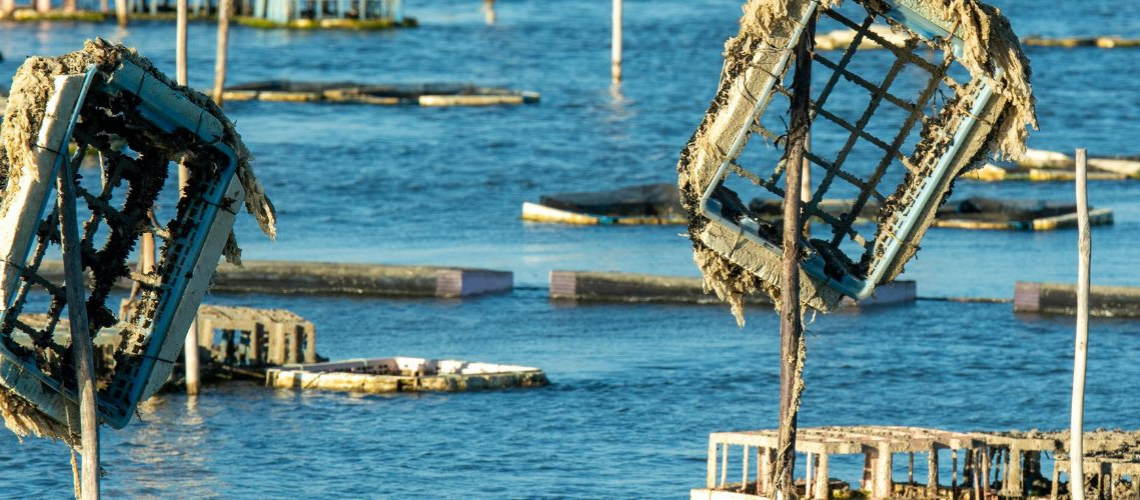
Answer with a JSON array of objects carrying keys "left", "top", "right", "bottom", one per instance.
[{"left": 719, "top": 7, "right": 973, "bottom": 280}]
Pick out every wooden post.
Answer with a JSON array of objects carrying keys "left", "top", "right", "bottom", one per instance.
[
  {"left": 57, "top": 132, "right": 101, "bottom": 500},
  {"left": 805, "top": 452, "right": 813, "bottom": 497},
  {"left": 482, "top": 0, "right": 494, "bottom": 24},
  {"left": 773, "top": 13, "right": 813, "bottom": 500},
  {"left": 212, "top": 0, "right": 232, "bottom": 106},
  {"left": 63, "top": 0, "right": 77, "bottom": 14},
  {"left": 928, "top": 447, "right": 940, "bottom": 497},
  {"left": 981, "top": 447, "right": 992, "bottom": 498},
  {"left": 761, "top": 447, "right": 774, "bottom": 494},
  {"left": 35, "top": 0, "right": 49, "bottom": 13},
  {"left": 743, "top": 446, "right": 751, "bottom": 493},
  {"left": 953, "top": 449, "right": 959, "bottom": 496},
  {"left": 720, "top": 441, "right": 729, "bottom": 487},
  {"left": 1070, "top": 147, "right": 1091, "bottom": 500},
  {"left": 115, "top": 0, "right": 128, "bottom": 25},
  {"left": 1051, "top": 461, "right": 1061, "bottom": 499},
  {"left": 1, "top": 0, "right": 14, "bottom": 18},
  {"left": 611, "top": 0, "right": 622, "bottom": 84}
]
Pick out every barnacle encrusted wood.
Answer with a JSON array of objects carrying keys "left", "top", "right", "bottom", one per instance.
[
  {"left": 0, "top": 39, "right": 276, "bottom": 443},
  {"left": 676, "top": 0, "right": 1035, "bottom": 325}
]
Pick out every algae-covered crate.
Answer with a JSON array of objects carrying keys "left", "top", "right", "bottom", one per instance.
[
  {"left": 0, "top": 40, "right": 274, "bottom": 439},
  {"left": 677, "top": 0, "right": 1036, "bottom": 318}
]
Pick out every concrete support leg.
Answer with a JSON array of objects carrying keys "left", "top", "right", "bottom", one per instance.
[
  {"left": 271, "top": 323, "right": 287, "bottom": 365},
  {"left": 251, "top": 323, "right": 265, "bottom": 365},
  {"left": 222, "top": 329, "right": 236, "bottom": 364},
  {"left": 1008, "top": 446, "right": 1024, "bottom": 497},
  {"left": 303, "top": 323, "right": 317, "bottom": 363},
  {"left": 814, "top": 453, "right": 830, "bottom": 500},
  {"left": 287, "top": 325, "right": 301, "bottom": 364},
  {"left": 873, "top": 447, "right": 893, "bottom": 499}
]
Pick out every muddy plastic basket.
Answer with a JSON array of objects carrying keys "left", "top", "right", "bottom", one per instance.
[
  {"left": 679, "top": 0, "right": 1034, "bottom": 313},
  {"left": 0, "top": 48, "right": 260, "bottom": 430}
]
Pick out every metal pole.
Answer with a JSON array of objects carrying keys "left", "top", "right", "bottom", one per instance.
[
  {"left": 1070, "top": 148, "right": 1090, "bottom": 500},
  {"left": 611, "top": 0, "right": 621, "bottom": 84},
  {"left": 212, "top": 0, "right": 232, "bottom": 106},
  {"left": 773, "top": 13, "right": 813, "bottom": 500},
  {"left": 58, "top": 140, "right": 101, "bottom": 500}
]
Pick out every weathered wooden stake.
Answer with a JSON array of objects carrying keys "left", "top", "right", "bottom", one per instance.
[
  {"left": 1070, "top": 148, "right": 1091, "bottom": 500},
  {"left": 212, "top": 0, "right": 232, "bottom": 106},
  {"left": 35, "top": 0, "right": 49, "bottom": 13},
  {"left": 181, "top": 162, "right": 200, "bottom": 396},
  {"left": 482, "top": 0, "right": 494, "bottom": 24},
  {"left": 99, "top": 0, "right": 108, "bottom": 13},
  {"left": 773, "top": 13, "right": 813, "bottom": 500},
  {"left": 58, "top": 140, "right": 100, "bottom": 500},
  {"left": 115, "top": 0, "right": 128, "bottom": 26},
  {"left": 611, "top": 0, "right": 621, "bottom": 84},
  {"left": 173, "top": 0, "right": 201, "bottom": 396},
  {"left": 177, "top": 0, "right": 188, "bottom": 86}
]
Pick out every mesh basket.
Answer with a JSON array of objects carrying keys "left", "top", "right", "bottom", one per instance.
[
  {"left": 680, "top": 0, "right": 1031, "bottom": 313},
  {"left": 0, "top": 48, "right": 253, "bottom": 430}
]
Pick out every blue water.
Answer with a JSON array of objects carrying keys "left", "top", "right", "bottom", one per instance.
[{"left": 1, "top": 0, "right": 1139, "bottom": 497}]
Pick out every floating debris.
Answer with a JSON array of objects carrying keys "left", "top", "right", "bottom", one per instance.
[
  {"left": 522, "top": 183, "right": 686, "bottom": 225},
  {"left": 1024, "top": 35, "right": 1140, "bottom": 48},
  {"left": 967, "top": 149, "right": 1140, "bottom": 181},
  {"left": 223, "top": 81, "right": 539, "bottom": 106},
  {"left": 0, "top": 39, "right": 275, "bottom": 442},
  {"left": 676, "top": 0, "right": 1036, "bottom": 323},
  {"left": 266, "top": 357, "right": 548, "bottom": 394}
]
